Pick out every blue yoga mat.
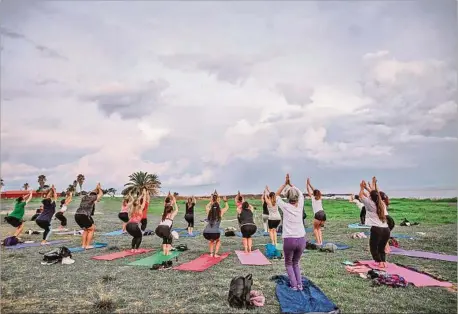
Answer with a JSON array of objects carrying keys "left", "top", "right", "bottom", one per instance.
[
  {"left": 178, "top": 231, "right": 201, "bottom": 238},
  {"left": 69, "top": 242, "right": 108, "bottom": 253},
  {"left": 308, "top": 240, "right": 350, "bottom": 250},
  {"left": 304, "top": 227, "right": 313, "bottom": 232},
  {"left": 273, "top": 275, "right": 339, "bottom": 313},
  {"left": 5, "top": 240, "right": 70, "bottom": 250},
  {"left": 103, "top": 230, "right": 125, "bottom": 236},
  {"left": 172, "top": 228, "right": 187, "bottom": 232},
  {"left": 348, "top": 223, "right": 371, "bottom": 229},
  {"left": 363, "top": 231, "right": 415, "bottom": 239}
]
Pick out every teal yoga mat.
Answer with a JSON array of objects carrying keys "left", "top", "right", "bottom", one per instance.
[
  {"left": 128, "top": 250, "right": 181, "bottom": 267},
  {"left": 69, "top": 242, "right": 108, "bottom": 253}
]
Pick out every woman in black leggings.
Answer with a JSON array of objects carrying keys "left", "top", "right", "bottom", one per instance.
[
  {"left": 35, "top": 186, "right": 57, "bottom": 245},
  {"left": 125, "top": 190, "right": 146, "bottom": 252},
  {"left": 184, "top": 196, "right": 196, "bottom": 235}
]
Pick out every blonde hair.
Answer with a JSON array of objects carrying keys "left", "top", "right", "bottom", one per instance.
[{"left": 129, "top": 198, "right": 143, "bottom": 218}]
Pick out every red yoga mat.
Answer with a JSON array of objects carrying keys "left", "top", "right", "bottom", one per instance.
[
  {"left": 92, "top": 249, "right": 153, "bottom": 261},
  {"left": 174, "top": 252, "right": 230, "bottom": 272}
]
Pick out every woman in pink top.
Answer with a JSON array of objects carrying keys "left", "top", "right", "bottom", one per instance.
[
  {"left": 118, "top": 198, "right": 130, "bottom": 232},
  {"left": 126, "top": 190, "right": 146, "bottom": 252}
]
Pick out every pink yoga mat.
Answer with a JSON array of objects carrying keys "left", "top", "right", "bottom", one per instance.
[
  {"left": 390, "top": 247, "right": 458, "bottom": 262},
  {"left": 235, "top": 249, "right": 271, "bottom": 265},
  {"left": 92, "top": 249, "right": 153, "bottom": 261},
  {"left": 174, "top": 252, "right": 230, "bottom": 272},
  {"left": 358, "top": 260, "right": 452, "bottom": 287}
]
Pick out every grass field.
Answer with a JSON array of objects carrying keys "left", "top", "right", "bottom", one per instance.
[{"left": 1, "top": 197, "right": 457, "bottom": 313}]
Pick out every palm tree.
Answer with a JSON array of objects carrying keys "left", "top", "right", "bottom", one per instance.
[
  {"left": 23, "top": 183, "right": 29, "bottom": 190},
  {"left": 76, "top": 174, "right": 85, "bottom": 192},
  {"left": 67, "top": 184, "right": 76, "bottom": 193},
  {"left": 37, "top": 175, "right": 47, "bottom": 191},
  {"left": 122, "top": 171, "right": 161, "bottom": 196}
]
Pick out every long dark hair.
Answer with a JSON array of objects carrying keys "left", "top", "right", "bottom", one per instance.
[
  {"left": 162, "top": 205, "right": 173, "bottom": 221},
  {"left": 241, "top": 201, "right": 250, "bottom": 211},
  {"left": 208, "top": 202, "right": 221, "bottom": 226},
  {"left": 370, "top": 190, "right": 386, "bottom": 222},
  {"left": 16, "top": 196, "right": 24, "bottom": 203}
]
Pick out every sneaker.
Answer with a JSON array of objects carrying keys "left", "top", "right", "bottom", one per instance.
[{"left": 62, "top": 257, "right": 75, "bottom": 265}]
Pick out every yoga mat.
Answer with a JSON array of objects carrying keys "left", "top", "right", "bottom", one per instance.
[
  {"left": 172, "top": 227, "right": 187, "bottom": 232},
  {"left": 273, "top": 275, "right": 339, "bottom": 313},
  {"left": 357, "top": 260, "right": 453, "bottom": 287},
  {"left": 103, "top": 230, "right": 126, "bottom": 236},
  {"left": 174, "top": 252, "right": 230, "bottom": 272},
  {"left": 235, "top": 249, "right": 271, "bottom": 265},
  {"left": 92, "top": 248, "right": 153, "bottom": 261},
  {"left": 364, "top": 232, "right": 415, "bottom": 239},
  {"left": 178, "top": 231, "right": 201, "bottom": 238},
  {"left": 69, "top": 243, "right": 108, "bottom": 253},
  {"left": 55, "top": 230, "right": 83, "bottom": 235},
  {"left": 5, "top": 240, "right": 70, "bottom": 250},
  {"left": 308, "top": 240, "right": 350, "bottom": 250},
  {"left": 389, "top": 247, "right": 458, "bottom": 262},
  {"left": 348, "top": 223, "right": 371, "bottom": 229},
  {"left": 129, "top": 250, "right": 180, "bottom": 267},
  {"left": 305, "top": 227, "right": 313, "bottom": 233}
]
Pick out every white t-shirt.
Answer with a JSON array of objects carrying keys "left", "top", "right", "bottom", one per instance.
[
  {"left": 267, "top": 204, "right": 281, "bottom": 220},
  {"left": 361, "top": 196, "right": 388, "bottom": 228},
  {"left": 60, "top": 204, "right": 68, "bottom": 213},
  {"left": 276, "top": 186, "right": 305, "bottom": 238},
  {"left": 311, "top": 198, "right": 324, "bottom": 214},
  {"left": 352, "top": 199, "right": 364, "bottom": 210}
]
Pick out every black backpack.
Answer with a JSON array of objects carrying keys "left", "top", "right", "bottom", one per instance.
[
  {"left": 228, "top": 274, "right": 253, "bottom": 309},
  {"left": 225, "top": 227, "right": 236, "bottom": 237},
  {"left": 175, "top": 244, "right": 188, "bottom": 251},
  {"left": 41, "top": 247, "right": 72, "bottom": 264}
]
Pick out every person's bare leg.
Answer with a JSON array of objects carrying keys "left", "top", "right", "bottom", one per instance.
[
  {"left": 190, "top": 227, "right": 193, "bottom": 234},
  {"left": 242, "top": 238, "right": 248, "bottom": 253},
  {"left": 214, "top": 239, "right": 221, "bottom": 257},
  {"left": 273, "top": 229, "right": 278, "bottom": 246},
  {"left": 85, "top": 226, "right": 95, "bottom": 248},
  {"left": 81, "top": 230, "right": 88, "bottom": 248},
  {"left": 122, "top": 223, "right": 126, "bottom": 232},
  {"left": 248, "top": 238, "right": 253, "bottom": 252},
  {"left": 162, "top": 244, "right": 166, "bottom": 255},
  {"left": 313, "top": 225, "right": 320, "bottom": 246},
  {"left": 14, "top": 224, "right": 24, "bottom": 237},
  {"left": 269, "top": 229, "right": 275, "bottom": 245},
  {"left": 209, "top": 240, "right": 214, "bottom": 256}
]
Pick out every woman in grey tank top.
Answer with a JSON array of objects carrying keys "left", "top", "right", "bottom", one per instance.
[{"left": 203, "top": 193, "right": 229, "bottom": 257}]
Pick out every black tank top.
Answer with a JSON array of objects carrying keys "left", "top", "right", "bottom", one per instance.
[
  {"left": 185, "top": 203, "right": 194, "bottom": 215},
  {"left": 239, "top": 209, "right": 254, "bottom": 225},
  {"left": 263, "top": 201, "right": 269, "bottom": 215}
]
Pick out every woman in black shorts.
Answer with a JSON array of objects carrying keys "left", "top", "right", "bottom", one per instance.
[
  {"left": 118, "top": 197, "right": 130, "bottom": 231},
  {"left": 74, "top": 183, "right": 103, "bottom": 249},
  {"left": 261, "top": 194, "right": 269, "bottom": 233},
  {"left": 155, "top": 194, "right": 179, "bottom": 256},
  {"left": 237, "top": 201, "right": 257, "bottom": 253},
  {"left": 5, "top": 191, "right": 33, "bottom": 238},
  {"left": 203, "top": 193, "right": 229, "bottom": 257},
  {"left": 306, "top": 178, "right": 326, "bottom": 246},
  {"left": 264, "top": 186, "right": 281, "bottom": 246},
  {"left": 184, "top": 196, "right": 196, "bottom": 235}
]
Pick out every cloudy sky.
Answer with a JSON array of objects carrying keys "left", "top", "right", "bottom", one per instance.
[{"left": 1, "top": 1, "right": 456, "bottom": 195}]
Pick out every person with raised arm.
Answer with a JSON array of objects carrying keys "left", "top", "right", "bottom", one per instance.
[
  {"left": 184, "top": 196, "right": 197, "bottom": 235},
  {"left": 118, "top": 197, "right": 130, "bottom": 232},
  {"left": 55, "top": 191, "right": 73, "bottom": 231},
  {"left": 264, "top": 186, "right": 281, "bottom": 246},
  {"left": 275, "top": 174, "right": 306, "bottom": 291},
  {"left": 261, "top": 193, "right": 269, "bottom": 233},
  {"left": 74, "top": 183, "right": 103, "bottom": 249},
  {"left": 140, "top": 188, "right": 151, "bottom": 232},
  {"left": 349, "top": 194, "right": 366, "bottom": 225},
  {"left": 203, "top": 192, "right": 229, "bottom": 257},
  {"left": 126, "top": 190, "right": 146, "bottom": 252},
  {"left": 237, "top": 200, "right": 257, "bottom": 253},
  {"left": 5, "top": 190, "right": 33, "bottom": 238},
  {"left": 155, "top": 193, "right": 179, "bottom": 256},
  {"left": 35, "top": 186, "right": 58, "bottom": 244},
  {"left": 306, "top": 178, "right": 326, "bottom": 246},
  {"left": 359, "top": 178, "right": 390, "bottom": 268}
]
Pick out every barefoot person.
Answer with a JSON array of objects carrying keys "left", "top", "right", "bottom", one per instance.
[
  {"left": 261, "top": 194, "right": 269, "bottom": 233},
  {"left": 264, "top": 186, "right": 281, "bottom": 246},
  {"left": 155, "top": 193, "right": 179, "bottom": 256},
  {"left": 359, "top": 179, "right": 389, "bottom": 268},
  {"left": 203, "top": 193, "right": 229, "bottom": 257},
  {"left": 126, "top": 190, "right": 145, "bottom": 252},
  {"left": 5, "top": 190, "right": 33, "bottom": 238},
  {"left": 55, "top": 191, "right": 73, "bottom": 231},
  {"left": 306, "top": 178, "right": 326, "bottom": 246},
  {"left": 237, "top": 201, "right": 257, "bottom": 253},
  {"left": 35, "top": 186, "right": 57, "bottom": 244},
  {"left": 350, "top": 194, "right": 366, "bottom": 225},
  {"left": 184, "top": 196, "right": 197, "bottom": 235},
  {"left": 275, "top": 174, "right": 306, "bottom": 291},
  {"left": 140, "top": 188, "right": 151, "bottom": 232},
  {"left": 74, "top": 183, "right": 103, "bottom": 249},
  {"left": 118, "top": 197, "right": 130, "bottom": 232},
  {"left": 234, "top": 191, "right": 244, "bottom": 226}
]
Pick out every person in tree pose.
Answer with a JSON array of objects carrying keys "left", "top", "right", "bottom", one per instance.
[{"left": 306, "top": 178, "right": 326, "bottom": 246}]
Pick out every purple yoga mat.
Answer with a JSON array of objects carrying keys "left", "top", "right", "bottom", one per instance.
[
  {"left": 5, "top": 240, "right": 70, "bottom": 249},
  {"left": 390, "top": 247, "right": 458, "bottom": 262}
]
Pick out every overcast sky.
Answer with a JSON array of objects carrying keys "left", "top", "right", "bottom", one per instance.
[{"left": 1, "top": 1, "right": 456, "bottom": 195}]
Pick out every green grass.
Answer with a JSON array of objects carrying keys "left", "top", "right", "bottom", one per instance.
[{"left": 1, "top": 197, "right": 456, "bottom": 313}]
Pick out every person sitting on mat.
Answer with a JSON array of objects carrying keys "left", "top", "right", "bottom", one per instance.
[
  {"left": 359, "top": 179, "right": 389, "bottom": 268},
  {"left": 237, "top": 201, "right": 257, "bottom": 253},
  {"left": 35, "top": 186, "right": 57, "bottom": 245},
  {"left": 75, "top": 183, "right": 103, "bottom": 249},
  {"left": 55, "top": 191, "right": 73, "bottom": 231},
  {"left": 275, "top": 174, "right": 306, "bottom": 291},
  {"left": 31, "top": 204, "right": 43, "bottom": 221},
  {"left": 350, "top": 194, "right": 366, "bottom": 225},
  {"left": 264, "top": 186, "right": 281, "bottom": 246},
  {"left": 261, "top": 193, "right": 269, "bottom": 233},
  {"left": 118, "top": 197, "right": 130, "bottom": 232},
  {"left": 203, "top": 193, "right": 229, "bottom": 257},
  {"left": 155, "top": 193, "right": 179, "bottom": 256},
  {"left": 140, "top": 188, "right": 151, "bottom": 232},
  {"left": 306, "top": 178, "right": 326, "bottom": 246},
  {"left": 5, "top": 190, "right": 33, "bottom": 238},
  {"left": 184, "top": 196, "right": 197, "bottom": 235},
  {"left": 126, "top": 190, "right": 146, "bottom": 252}
]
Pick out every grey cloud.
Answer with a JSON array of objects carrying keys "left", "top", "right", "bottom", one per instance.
[
  {"left": 82, "top": 80, "right": 169, "bottom": 119},
  {"left": 36, "top": 79, "right": 60, "bottom": 86},
  {"left": 276, "top": 83, "right": 314, "bottom": 107}
]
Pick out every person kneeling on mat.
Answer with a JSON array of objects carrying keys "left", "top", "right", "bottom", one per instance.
[
  {"left": 155, "top": 193, "right": 179, "bottom": 256},
  {"left": 74, "top": 183, "right": 103, "bottom": 249},
  {"left": 237, "top": 201, "right": 257, "bottom": 253},
  {"left": 203, "top": 193, "right": 229, "bottom": 258},
  {"left": 36, "top": 186, "right": 57, "bottom": 245},
  {"left": 184, "top": 196, "right": 197, "bottom": 235},
  {"left": 126, "top": 190, "right": 146, "bottom": 252},
  {"left": 306, "top": 178, "right": 326, "bottom": 246},
  {"left": 56, "top": 191, "right": 73, "bottom": 231}
]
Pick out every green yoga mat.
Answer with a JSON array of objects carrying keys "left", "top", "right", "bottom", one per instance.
[{"left": 128, "top": 250, "right": 181, "bottom": 267}]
